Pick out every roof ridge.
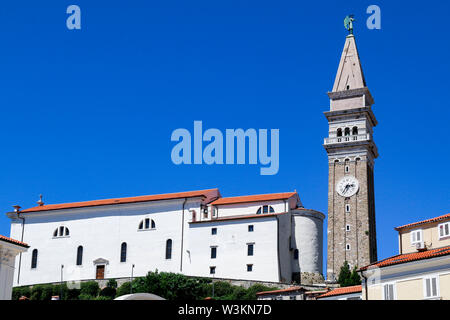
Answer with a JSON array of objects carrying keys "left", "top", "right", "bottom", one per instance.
[
  {"left": 19, "top": 188, "right": 220, "bottom": 213},
  {"left": 395, "top": 213, "right": 450, "bottom": 230}
]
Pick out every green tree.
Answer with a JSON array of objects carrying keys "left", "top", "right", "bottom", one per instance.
[
  {"left": 80, "top": 281, "right": 100, "bottom": 297},
  {"left": 349, "top": 266, "right": 362, "bottom": 285},
  {"left": 116, "top": 281, "right": 131, "bottom": 298},
  {"left": 338, "top": 261, "right": 361, "bottom": 287}
]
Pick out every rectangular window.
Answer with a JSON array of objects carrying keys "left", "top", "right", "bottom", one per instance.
[
  {"left": 438, "top": 222, "right": 450, "bottom": 239},
  {"left": 410, "top": 229, "right": 423, "bottom": 245},
  {"left": 263, "top": 205, "right": 269, "bottom": 214},
  {"left": 247, "top": 243, "right": 254, "bottom": 256},
  {"left": 248, "top": 225, "right": 254, "bottom": 232},
  {"left": 346, "top": 225, "right": 351, "bottom": 231},
  {"left": 247, "top": 264, "right": 253, "bottom": 272},
  {"left": 211, "top": 228, "right": 217, "bottom": 235},
  {"left": 383, "top": 283, "right": 395, "bottom": 300},
  {"left": 424, "top": 276, "right": 439, "bottom": 298},
  {"left": 345, "top": 204, "right": 350, "bottom": 213},
  {"left": 346, "top": 244, "right": 351, "bottom": 251},
  {"left": 209, "top": 266, "right": 216, "bottom": 274},
  {"left": 145, "top": 218, "right": 150, "bottom": 229},
  {"left": 210, "top": 247, "right": 217, "bottom": 259}
]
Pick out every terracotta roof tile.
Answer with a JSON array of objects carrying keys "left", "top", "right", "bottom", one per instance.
[
  {"left": 317, "top": 285, "right": 362, "bottom": 298},
  {"left": 0, "top": 235, "right": 29, "bottom": 248},
  {"left": 359, "top": 245, "right": 450, "bottom": 271},
  {"left": 395, "top": 213, "right": 450, "bottom": 231},
  {"left": 20, "top": 189, "right": 219, "bottom": 213},
  {"left": 210, "top": 192, "right": 297, "bottom": 206},
  {"left": 256, "top": 286, "right": 304, "bottom": 296}
]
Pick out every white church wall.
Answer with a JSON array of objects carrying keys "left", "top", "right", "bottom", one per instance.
[
  {"left": 292, "top": 210, "right": 324, "bottom": 275},
  {"left": 214, "top": 200, "right": 288, "bottom": 218},
  {"left": 10, "top": 198, "right": 203, "bottom": 287},
  {"left": 185, "top": 217, "right": 280, "bottom": 282}
]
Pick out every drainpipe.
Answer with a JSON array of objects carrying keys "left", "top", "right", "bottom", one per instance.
[
  {"left": 180, "top": 198, "right": 187, "bottom": 272},
  {"left": 15, "top": 206, "right": 25, "bottom": 284},
  {"left": 275, "top": 216, "right": 282, "bottom": 282},
  {"left": 359, "top": 270, "right": 368, "bottom": 300}
]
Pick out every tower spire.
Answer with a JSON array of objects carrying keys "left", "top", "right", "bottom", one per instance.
[{"left": 332, "top": 34, "right": 366, "bottom": 92}]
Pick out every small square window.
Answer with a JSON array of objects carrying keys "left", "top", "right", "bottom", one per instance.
[
  {"left": 439, "top": 222, "right": 450, "bottom": 239},
  {"left": 247, "top": 244, "right": 254, "bottom": 256},
  {"left": 411, "top": 229, "right": 423, "bottom": 245},
  {"left": 210, "top": 266, "right": 216, "bottom": 274},
  {"left": 211, "top": 228, "right": 217, "bottom": 235},
  {"left": 211, "top": 247, "right": 217, "bottom": 259},
  {"left": 247, "top": 264, "right": 253, "bottom": 272},
  {"left": 248, "top": 225, "right": 254, "bottom": 232}
]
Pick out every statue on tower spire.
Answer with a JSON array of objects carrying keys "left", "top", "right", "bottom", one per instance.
[{"left": 344, "top": 15, "right": 355, "bottom": 34}]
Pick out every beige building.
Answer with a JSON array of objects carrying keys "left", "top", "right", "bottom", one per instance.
[
  {"left": 395, "top": 213, "right": 450, "bottom": 254},
  {"left": 359, "top": 213, "right": 450, "bottom": 300}
]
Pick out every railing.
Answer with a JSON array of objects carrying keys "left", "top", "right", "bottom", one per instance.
[{"left": 324, "top": 134, "right": 370, "bottom": 145}]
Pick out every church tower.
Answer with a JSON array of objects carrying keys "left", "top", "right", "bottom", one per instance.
[{"left": 324, "top": 34, "right": 378, "bottom": 280}]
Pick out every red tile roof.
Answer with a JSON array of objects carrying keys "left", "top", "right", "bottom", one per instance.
[
  {"left": 256, "top": 286, "right": 304, "bottom": 296},
  {"left": 0, "top": 235, "right": 29, "bottom": 248},
  {"left": 317, "top": 285, "right": 362, "bottom": 298},
  {"left": 359, "top": 245, "right": 450, "bottom": 271},
  {"left": 20, "top": 189, "right": 219, "bottom": 213},
  {"left": 395, "top": 213, "right": 450, "bottom": 231},
  {"left": 189, "top": 212, "right": 286, "bottom": 224},
  {"left": 210, "top": 192, "right": 297, "bottom": 206}
]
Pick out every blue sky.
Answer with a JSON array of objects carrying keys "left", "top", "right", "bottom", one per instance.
[{"left": 0, "top": 1, "right": 448, "bottom": 275}]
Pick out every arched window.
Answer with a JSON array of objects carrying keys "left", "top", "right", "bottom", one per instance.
[
  {"left": 257, "top": 205, "right": 275, "bottom": 214},
  {"left": 120, "top": 242, "right": 127, "bottom": 262},
  {"left": 31, "top": 249, "right": 38, "bottom": 269},
  {"left": 337, "top": 128, "right": 342, "bottom": 137},
  {"left": 165, "top": 239, "right": 172, "bottom": 260},
  {"left": 294, "top": 249, "right": 299, "bottom": 260},
  {"left": 352, "top": 127, "right": 358, "bottom": 135},
  {"left": 344, "top": 128, "right": 350, "bottom": 136},
  {"left": 138, "top": 218, "right": 156, "bottom": 230},
  {"left": 53, "top": 226, "right": 69, "bottom": 238},
  {"left": 76, "top": 246, "right": 83, "bottom": 266}
]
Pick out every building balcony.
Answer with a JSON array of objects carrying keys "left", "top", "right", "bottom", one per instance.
[{"left": 324, "top": 133, "right": 371, "bottom": 145}]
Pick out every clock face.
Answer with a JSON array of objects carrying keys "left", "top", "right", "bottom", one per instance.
[{"left": 336, "top": 176, "right": 359, "bottom": 197}]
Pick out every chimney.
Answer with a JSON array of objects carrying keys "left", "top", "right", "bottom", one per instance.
[{"left": 37, "top": 194, "right": 44, "bottom": 206}]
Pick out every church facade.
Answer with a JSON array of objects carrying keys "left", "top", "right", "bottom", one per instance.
[{"left": 8, "top": 189, "right": 324, "bottom": 287}]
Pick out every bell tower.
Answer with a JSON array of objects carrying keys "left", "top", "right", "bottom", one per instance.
[{"left": 324, "top": 33, "right": 378, "bottom": 281}]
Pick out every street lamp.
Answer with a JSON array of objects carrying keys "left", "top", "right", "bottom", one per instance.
[
  {"left": 60, "top": 264, "right": 64, "bottom": 300},
  {"left": 130, "top": 264, "right": 135, "bottom": 294}
]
